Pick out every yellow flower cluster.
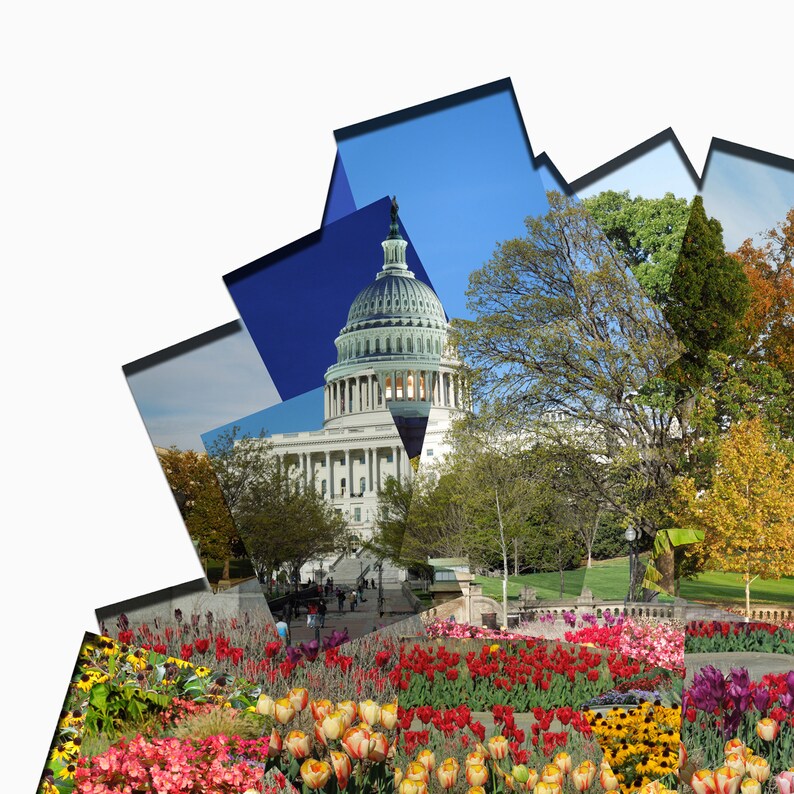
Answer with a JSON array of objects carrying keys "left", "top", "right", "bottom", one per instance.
[{"left": 584, "top": 702, "right": 680, "bottom": 793}]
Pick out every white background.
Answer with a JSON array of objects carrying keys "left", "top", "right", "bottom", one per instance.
[{"left": 4, "top": 3, "right": 793, "bottom": 788}]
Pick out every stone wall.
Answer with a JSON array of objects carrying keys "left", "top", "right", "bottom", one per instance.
[
  {"left": 95, "top": 577, "right": 275, "bottom": 629},
  {"left": 419, "top": 594, "right": 503, "bottom": 626}
]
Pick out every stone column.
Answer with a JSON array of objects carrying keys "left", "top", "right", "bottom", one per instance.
[
  {"left": 325, "top": 451, "right": 333, "bottom": 498},
  {"left": 347, "top": 450, "right": 354, "bottom": 497},
  {"left": 366, "top": 448, "right": 373, "bottom": 492}
]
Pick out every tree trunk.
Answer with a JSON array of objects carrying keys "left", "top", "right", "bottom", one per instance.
[
  {"left": 222, "top": 557, "right": 231, "bottom": 581},
  {"left": 495, "top": 488, "right": 509, "bottom": 629},
  {"left": 559, "top": 567, "right": 564, "bottom": 598},
  {"left": 655, "top": 546, "right": 675, "bottom": 595},
  {"left": 513, "top": 537, "right": 520, "bottom": 576}
]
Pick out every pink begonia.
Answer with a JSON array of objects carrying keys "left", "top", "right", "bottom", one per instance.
[
  {"left": 75, "top": 734, "right": 270, "bottom": 793},
  {"left": 617, "top": 617, "right": 684, "bottom": 673}
]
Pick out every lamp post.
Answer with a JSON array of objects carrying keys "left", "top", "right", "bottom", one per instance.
[{"left": 625, "top": 526, "right": 638, "bottom": 603}]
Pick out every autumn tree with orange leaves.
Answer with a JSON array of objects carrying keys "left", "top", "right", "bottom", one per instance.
[
  {"left": 673, "top": 417, "right": 794, "bottom": 616},
  {"left": 735, "top": 208, "right": 794, "bottom": 378}
]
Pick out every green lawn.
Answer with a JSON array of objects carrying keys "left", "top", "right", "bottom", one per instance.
[
  {"left": 205, "top": 557, "right": 255, "bottom": 584},
  {"left": 474, "top": 557, "right": 794, "bottom": 607},
  {"left": 678, "top": 570, "right": 794, "bottom": 606}
]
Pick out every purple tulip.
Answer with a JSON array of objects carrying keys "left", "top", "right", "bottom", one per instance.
[
  {"left": 753, "top": 687, "right": 771, "bottom": 712},
  {"left": 780, "top": 691, "right": 794, "bottom": 712},
  {"left": 728, "top": 667, "right": 752, "bottom": 710},
  {"left": 723, "top": 707, "right": 743, "bottom": 739},
  {"left": 787, "top": 670, "right": 794, "bottom": 696}
]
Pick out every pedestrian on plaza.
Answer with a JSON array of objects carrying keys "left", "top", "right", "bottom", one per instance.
[
  {"left": 307, "top": 602, "right": 318, "bottom": 628},
  {"left": 370, "top": 578, "right": 375, "bottom": 590},
  {"left": 348, "top": 590, "right": 356, "bottom": 612},
  {"left": 284, "top": 600, "right": 292, "bottom": 624},
  {"left": 337, "top": 588, "right": 345, "bottom": 612},
  {"left": 363, "top": 579, "right": 368, "bottom": 589},
  {"left": 275, "top": 615, "right": 290, "bottom": 645},
  {"left": 358, "top": 583, "right": 366, "bottom": 602},
  {"left": 318, "top": 598, "right": 327, "bottom": 628}
]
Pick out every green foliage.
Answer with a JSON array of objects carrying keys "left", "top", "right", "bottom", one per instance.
[
  {"left": 664, "top": 196, "right": 751, "bottom": 388},
  {"left": 170, "top": 707, "right": 266, "bottom": 741},
  {"left": 83, "top": 681, "right": 171, "bottom": 739},
  {"left": 582, "top": 189, "right": 691, "bottom": 304}
]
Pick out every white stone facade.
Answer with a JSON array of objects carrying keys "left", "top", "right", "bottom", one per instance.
[{"left": 264, "top": 204, "right": 466, "bottom": 579}]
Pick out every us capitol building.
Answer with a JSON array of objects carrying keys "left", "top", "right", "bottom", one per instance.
[{"left": 267, "top": 201, "right": 467, "bottom": 582}]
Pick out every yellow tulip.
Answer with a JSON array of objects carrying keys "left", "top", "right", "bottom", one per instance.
[
  {"left": 284, "top": 729, "right": 311, "bottom": 759},
  {"left": 287, "top": 687, "right": 309, "bottom": 712},
  {"left": 300, "top": 759, "right": 332, "bottom": 790},
  {"left": 487, "top": 735, "right": 509, "bottom": 760},
  {"left": 273, "top": 697, "right": 296, "bottom": 725},
  {"left": 599, "top": 766, "right": 620, "bottom": 792},
  {"left": 553, "top": 752, "right": 572, "bottom": 775},
  {"left": 541, "top": 764, "right": 564, "bottom": 787},
  {"left": 256, "top": 694, "right": 274, "bottom": 717},
  {"left": 756, "top": 718, "right": 780, "bottom": 742},
  {"left": 341, "top": 725, "right": 372, "bottom": 761},
  {"left": 465, "top": 764, "right": 488, "bottom": 787},
  {"left": 367, "top": 732, "right": 389, "bottom": 763},
  {"left": 416, "top": 749, "right": 436, "bottom": 771},
  {"left": 380, "top": 702, "right": 398, "bottom": 730},
  {"left": 358, "top": 699, "right": 381, "bottom": 725},
  {"left": 398, "top": 781, "right": 427, "bottom": 794},
  {"left": 406, "top": 761, "right": 430, "bottom": 784},
  {"left": 740, "top": 779, "right": 761, "bottom": 794},
  {"left": 465, "top": 752, "right": 487, "bottom": 768},
  {"left": 534, "top": 783, "right": 561, "bottom": 794},
  {"left": 745, "top": 756, "right": 770, "bottom": 783},
  {"left": 331, "top": 750, "right": 352, "bottom": 791},
  {"left": 435, "top": 760, "right": 459, "bottom": 790},
  {"left": 322, "top": 711, "right": 347, "bottom": 741},
  {"left": 724, "top": 753, "right": 745, "bottom": 776},
  {"left": 336, "top": 700, "right": 357, "bottom": 726},
  {"left": 310, "top": 699, "right": 334, "bottom": 721},
  {"left": 690, "top": 770, "right": 716, "bottom": 794},
  {"left": 713, "top": 766, "right": 742, "bottom": 794}
]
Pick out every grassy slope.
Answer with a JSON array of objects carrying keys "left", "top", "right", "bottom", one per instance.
[{"left": 474, "top": 557, "right": 794, "bottom": 606}]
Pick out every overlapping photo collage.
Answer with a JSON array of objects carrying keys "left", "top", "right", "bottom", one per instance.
[{"left": 39, "top": 79, "right": 794, "bottom": 794}]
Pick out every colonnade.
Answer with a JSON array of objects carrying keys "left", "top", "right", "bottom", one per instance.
[
  {"left": 324, "top": 369, "right": 467, "bottom": 419},
  {"left": 275, "top": 443, "right": 412, "bottom": 498}
]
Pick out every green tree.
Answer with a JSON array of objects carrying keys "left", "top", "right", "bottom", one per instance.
[
  {"left": 454, "top": 191, "right": 683, "bottom": 594},
  {"left": 583, "top": 190, "right": 691, "bottom": 304},
  {"left": 664, "top": 195, "right": 751, "bottom": 389}
]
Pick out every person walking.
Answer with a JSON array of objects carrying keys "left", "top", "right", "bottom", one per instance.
[
  {"left": 307, "top": 602, "right": 318, "bottom": 628},
  {"left": 318, "top": 598, "right": 327, "bottom": 628},
  {"left": 348, "top": 590, "right": 356, "bottom": 612},
  {"left": 336, "top": 588, "right": 345, "bottom": 612},
  {"left": 275, "top": 615, "right": 290, "bottom": 646},
  {"left": 284, "top": 600, "right": 292, "bottom": 625}
]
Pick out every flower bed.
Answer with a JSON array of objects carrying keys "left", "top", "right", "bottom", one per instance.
[
  {"left": 685, "top": 621, "right": 794, "bottom": 655},
  {"left": 396, "top": 638, "right": 652, "bottom": 711},
  {"left": 682, "top": 665, "right": 794, "bottom": 776}
]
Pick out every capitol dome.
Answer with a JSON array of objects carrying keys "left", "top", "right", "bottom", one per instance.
[{"left": 322, "top": 199, "right": 467, "bottom": 434}]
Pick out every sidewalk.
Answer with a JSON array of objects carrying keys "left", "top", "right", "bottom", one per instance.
[{"left": 283, "top": 584, "right": 420, "bottom": 643}]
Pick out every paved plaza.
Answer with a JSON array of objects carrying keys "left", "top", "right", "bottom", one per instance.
[{"left": 279, "top": 584, "right": 422, "bottom": 643}]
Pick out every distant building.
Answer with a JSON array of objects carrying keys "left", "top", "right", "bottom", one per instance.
[{"left": 265, "top": 201, "right": 466, "bottom": 578}]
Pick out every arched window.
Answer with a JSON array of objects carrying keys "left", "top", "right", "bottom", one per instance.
[
  {"left": 386, "top": 338, "right": 391, "bottom": 353},
  {"left": 396, "top": 338, "right": 402, "bottom": 353},
  {"left": 359, "top": 476, "right": 366, "bottom": 494},
  {"left": 406, "top": 337, "right": 413, "bottom": 352},
  {"left": 375, "top": 338, "right": 381, "bottom": 353},
  {"left": 340, "top": 477, "right": 347, "bottom": 496},
  {"left": 365, "top": 339, "right": 370, "bottom": 354},
  {"left": 356, "top": 340, "right": 361, "bottom": 356},
  {"left": 321, "top": 479, "right": 327, "bottom": 496},
  {"left": 416, "top": 337, "right": 423, "bottom": 353}
]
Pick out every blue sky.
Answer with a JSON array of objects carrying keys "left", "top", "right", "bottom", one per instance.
[
  {"left": 573, "top": 138, "right": 698, "bottom": 203},
  {"left": 701, "top": 148, "right": 794, "bottom": 250},
  {"left": 126, "top": 90, "right": 794, "bottom": 456}
]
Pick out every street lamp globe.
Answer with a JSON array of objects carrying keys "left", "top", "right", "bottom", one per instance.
[{"left": 625, "top": 527, "right": 637, "bottom": 542}]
